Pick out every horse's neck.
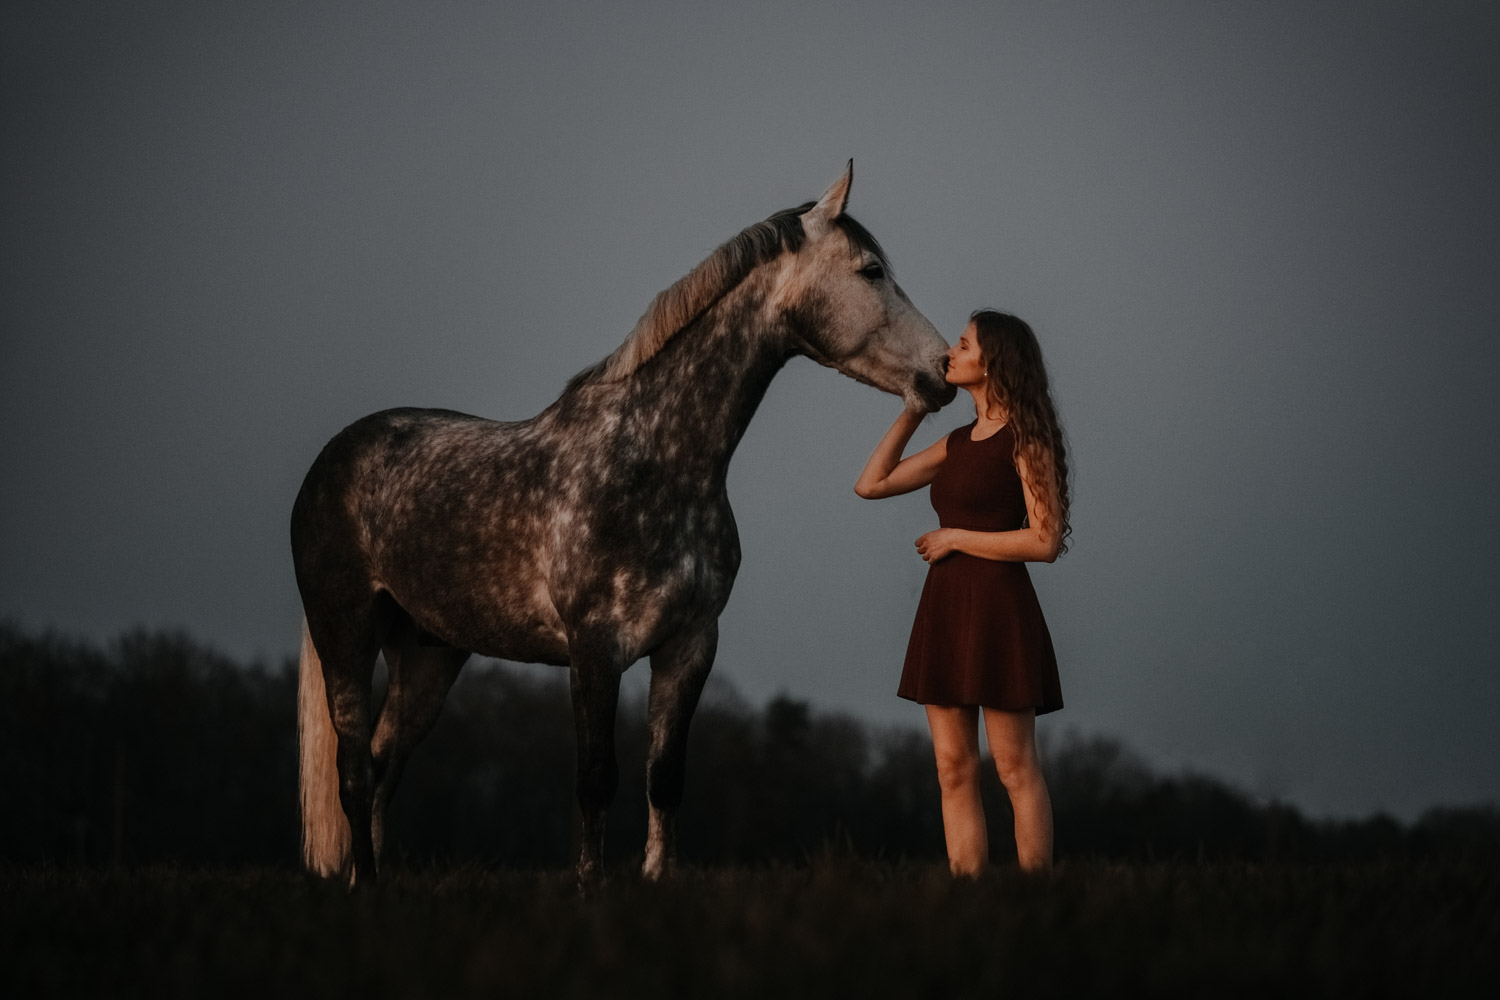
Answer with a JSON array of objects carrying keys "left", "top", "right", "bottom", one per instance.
[
  {"left": 558, "top": 287, "right": 790, "bottom": 483},
  {"left": 631, "top": 290, "right": 791, "bottom": 478}
]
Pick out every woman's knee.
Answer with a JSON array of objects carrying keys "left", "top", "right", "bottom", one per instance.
[
  {"left": 926, "top": 705, "right": 982, "bottom": 793},
  {"left": 983, "top": 708, "right": 1042, "bottom": 792},
  {"left": 933, "top": 744, "right": 982, "bottom": 792},
  {"left": 992, "top": 746, "right": 1042, "bottom": 792}
]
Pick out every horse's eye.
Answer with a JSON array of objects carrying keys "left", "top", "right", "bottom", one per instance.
[{"left": 859, "top": 262, "right": 885, "bottom": 282}]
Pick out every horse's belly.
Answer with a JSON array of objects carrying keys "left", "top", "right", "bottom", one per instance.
[
  {"left": 388, "top": 568, "right": 571, "bottom": 666},
  {"left": 470, "top": 628, "right": 570, "bottom": 667},
  {"left": 425, "top": 610, "right": 570, "bottom": 666}
]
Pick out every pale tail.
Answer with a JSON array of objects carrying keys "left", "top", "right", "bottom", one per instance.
[{"left": 297, "top": 620, "right": 350, "bottom": 877}]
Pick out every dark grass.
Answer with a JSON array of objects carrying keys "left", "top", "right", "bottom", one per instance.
[{"left": 3, "top": 859, "right": 1497, "bottom": 998}]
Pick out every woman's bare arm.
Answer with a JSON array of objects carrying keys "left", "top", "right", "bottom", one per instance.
[
  {"left": 854, "top": 409, "right": 949, "bottom": 499},
  {"left": 914, "top": 449, "right": 1062, "bottom": 563}
]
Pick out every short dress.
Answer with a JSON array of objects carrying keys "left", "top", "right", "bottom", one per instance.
[{"left": 897, "top": 421, "right": 1064, "bottom": 713}]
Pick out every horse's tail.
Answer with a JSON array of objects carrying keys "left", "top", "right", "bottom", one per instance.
[{"left": 297, "top": 619, "right": 350, "bottom": 877}]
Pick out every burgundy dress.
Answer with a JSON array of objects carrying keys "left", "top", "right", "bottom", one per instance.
[{"left": 898, "top": 421, "right": 1063, "bottom": 714}]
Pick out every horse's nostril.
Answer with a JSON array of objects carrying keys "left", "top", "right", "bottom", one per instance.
[{"left": 914, "top": 368, "right": 955, "bottom": 408}]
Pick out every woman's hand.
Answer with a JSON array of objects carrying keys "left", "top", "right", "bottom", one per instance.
[{"left": 915, "top": 528, "right": 961, "bottom": 563}]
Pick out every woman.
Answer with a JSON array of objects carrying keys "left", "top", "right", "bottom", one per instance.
[{"left": 855, "top": 310, "right": 1070, "bottom": 875}]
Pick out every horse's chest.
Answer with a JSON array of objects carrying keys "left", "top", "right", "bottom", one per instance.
[{"left": 550, "top": 498, "right": 738, "bottom": 651}]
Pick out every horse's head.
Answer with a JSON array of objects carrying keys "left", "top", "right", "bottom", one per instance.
[{"left": 773, "top": 162, "right": 957, "bottom": 413}]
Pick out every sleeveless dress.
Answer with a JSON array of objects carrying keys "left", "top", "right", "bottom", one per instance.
[{"left": 898, "top": 421, "right": 1063, "bottom": 714}]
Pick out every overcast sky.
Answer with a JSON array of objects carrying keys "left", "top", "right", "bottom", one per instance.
[{"left": 4, "top": 1, "right": 1497, "bottom": 821}]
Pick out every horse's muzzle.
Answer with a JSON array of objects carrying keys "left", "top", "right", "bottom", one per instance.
[{"left": 913, "top": 369, "right": 958, "bottom": 411}]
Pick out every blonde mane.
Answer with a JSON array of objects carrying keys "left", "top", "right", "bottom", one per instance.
[
  {"left": 566, "top": 202, "right": 891, "bottom": 390},
  {"left": 568, "top": 205, "right": 811, "bottom": 388}
]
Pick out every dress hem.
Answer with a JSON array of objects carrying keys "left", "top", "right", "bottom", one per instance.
[{"left": 896, "top": 690, "right": 1064, "bottom": 715}]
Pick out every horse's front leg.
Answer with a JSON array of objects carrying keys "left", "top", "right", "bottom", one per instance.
[
  {"left": 643, "top": 620, "right": 717, "bottom": 880},
  {"left": 568, "top": 649, "right": 623, "bottom": 884}
]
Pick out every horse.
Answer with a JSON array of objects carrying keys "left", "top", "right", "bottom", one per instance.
[{"left": 292, "top": 162, "right": 956, "bottom": 886}]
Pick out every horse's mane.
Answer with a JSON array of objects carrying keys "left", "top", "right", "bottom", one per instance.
[{"left": 566, "top": 203, "right": 890, "bottom": 390}]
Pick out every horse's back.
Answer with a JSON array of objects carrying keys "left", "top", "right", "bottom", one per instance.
[
  {"left": 297, "top": 404, "right": 525, "bottom": 493},
  {"left": 314, "top": 406, "right": 502, "bottom": 467}
]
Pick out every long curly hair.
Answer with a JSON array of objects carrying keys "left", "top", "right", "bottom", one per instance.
[{"left": 970, "top": 309, "right": 1072, "bottom": 555}]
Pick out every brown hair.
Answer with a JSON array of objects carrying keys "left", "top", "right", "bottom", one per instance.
[{"left": 970, "top": 309, "right": 1072, "bottom": 555}]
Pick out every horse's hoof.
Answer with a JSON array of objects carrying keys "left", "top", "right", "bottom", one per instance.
[
  {"left": 574, "top": 861, "right": 606, "bottom": 898},
  {"left": 347, "top": 866, "right": 379, "bottom": 893}
]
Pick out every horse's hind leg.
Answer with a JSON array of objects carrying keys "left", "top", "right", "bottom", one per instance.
[
  {"left": 642, "top": 620, "right": 717, "bottom": 880},
  {"left": 371, "top": 621, "right": 469, "bottom": 864},
  {"left": 305, "top": 599, "right": 385, "bottom": 887}
]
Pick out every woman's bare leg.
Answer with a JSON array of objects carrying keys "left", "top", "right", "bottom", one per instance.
[
  {"left": 982, "top": 706, "right": 1053, "bottom": 871},
  {"left": 925, "top": 704, "right": 988, "bottom": 876}
]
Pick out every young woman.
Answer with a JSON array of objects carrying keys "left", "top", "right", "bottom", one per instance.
[{"left": 855, "top": 310, "right": 1070, "bottom": 875}]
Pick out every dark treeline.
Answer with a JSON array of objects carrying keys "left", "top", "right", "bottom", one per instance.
[{"left": 3, "top": 623, "right": 1496, "bottom": 869}]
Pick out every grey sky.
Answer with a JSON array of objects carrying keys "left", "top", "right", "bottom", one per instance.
[{"left": 4, "top": 1, "right": 1497, "bottom": 821}]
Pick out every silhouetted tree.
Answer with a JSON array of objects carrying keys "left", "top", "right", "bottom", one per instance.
[{"left": 4, "top": 624, "right": 1496, "bottom": 868}]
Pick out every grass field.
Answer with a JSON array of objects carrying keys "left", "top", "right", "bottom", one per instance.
[{"left": 3, "top": 858, "right": 1496, "bottom": 998}]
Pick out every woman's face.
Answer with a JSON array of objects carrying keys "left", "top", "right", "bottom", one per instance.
[{"left": 945, "top": 323, "right": 986, "bottom": 387}]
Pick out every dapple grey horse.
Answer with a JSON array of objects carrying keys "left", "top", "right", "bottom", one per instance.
[{"left": 292, "top": 163, "right": 955, "bottom": 885}]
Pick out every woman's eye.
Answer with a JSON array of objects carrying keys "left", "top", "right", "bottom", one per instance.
[{"left": 859, "top": 263, "right": 885, "bottom": 281}]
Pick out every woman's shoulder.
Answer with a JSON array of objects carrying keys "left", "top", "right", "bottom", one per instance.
[{"left": 945, "top": 420, "right": 978, "bottom": 445}]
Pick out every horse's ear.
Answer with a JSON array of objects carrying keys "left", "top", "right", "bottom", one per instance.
[{"left": 803, "top": 159, "right": 853, "bottom": 233}]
